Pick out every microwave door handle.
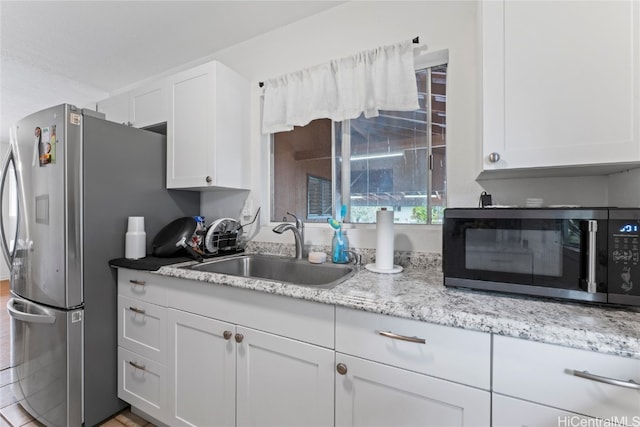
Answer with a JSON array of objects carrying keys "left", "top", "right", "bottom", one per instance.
[{"left": 585, "top": 220, "right": 598, "bottom": 293}]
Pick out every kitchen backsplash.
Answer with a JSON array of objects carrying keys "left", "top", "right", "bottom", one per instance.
[{"left": 244, "top": 241, "right": 442, "bottom": 270}]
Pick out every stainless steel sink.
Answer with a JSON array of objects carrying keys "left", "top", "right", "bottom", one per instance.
[{"left": 182, "top": 254, "right": 356, "bottom": 289}]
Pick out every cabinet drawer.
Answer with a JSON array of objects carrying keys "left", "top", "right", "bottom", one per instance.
[
  {"left": 118, "top": 295, "right": 167, "bottom": 362},
  {"left": 494, "top": 335, "right": 640, "bottom": 421},
  {"left": 335, "top": 307, "right": 491, "bottom": 389},
  {"left": 117, "top": 269, "right": 167, "bottom": 306},
  {"left": 493, "top": 394, "right": 598, "bottom": 427},
  {"left": 117, "top": 347, "right": 167, "bottom": 422},
  {"left": 167, "top": 277, "right": 334, "bottom": 348}
]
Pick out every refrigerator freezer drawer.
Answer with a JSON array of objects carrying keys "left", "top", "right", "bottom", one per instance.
[{"left": 7, "top": 297, "right": 83, "bottom": 427}]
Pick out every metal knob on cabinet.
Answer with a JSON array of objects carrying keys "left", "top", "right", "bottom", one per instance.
[
  {"left": 488, "top": 152, "right": 501, "bottom": 163},
  {"left": 336, "top": 363, "right": 348, "bottom": 375},
  {"left": 205, "top": 176, "right": 213, "bottom": 184},
  {"left": 234, "top": 333, "right": 244, "bottom": 343},
  {"left": 223, "top": 331, "right": 233, "bottom": 340}
]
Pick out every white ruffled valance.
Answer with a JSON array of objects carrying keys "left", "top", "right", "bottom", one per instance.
[{"left": 262, "top": 40, "right": 419, "bottom": 134}]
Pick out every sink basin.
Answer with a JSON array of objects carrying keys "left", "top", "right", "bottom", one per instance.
[{"left": 183, "top": 254, "right": 356, "bottom": 289}]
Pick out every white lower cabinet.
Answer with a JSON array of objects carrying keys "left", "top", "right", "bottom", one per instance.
[
  {"left": 116, "top": 269, "right": 640, "bottom": 427},
  {"left": 493, "top": 335, "right": 640, "bottom": 424},
  {"left": 236, "top": 326, "right": 334, "bottom": 427},
  {"left": 116, "top": 270, "right": 170, "bottom": 422},
  {"left": 118, "top": 347, "right": 167, "bottom": 420},
  {"left": 117, "top": 269, "right": 335, "bottom": 427},
  {"left": 493, "top": 394, "right": 598, "bottom": 427},
  {"left": 167, "top": 308, "right": 236, "bottom": 427},
  {"left": 167, "top": 308, "right": 334, "bottom": 427},
  {"left": 335, "top": 353, "right": 490, "bottom": 427},
  {"left": 335, "top": 307, "right": 491, "bottom": 426}
]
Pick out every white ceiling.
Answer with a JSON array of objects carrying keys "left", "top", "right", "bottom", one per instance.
[{"left": 0, "top": 0, "right": 344, "bottom": 140}]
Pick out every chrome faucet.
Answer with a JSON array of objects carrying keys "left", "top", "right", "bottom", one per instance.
[{"left": 273, "top": 212, "right": 305, "bottom": 260}]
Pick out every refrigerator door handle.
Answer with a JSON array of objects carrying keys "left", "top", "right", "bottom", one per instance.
[
  {"left": 0, "top": 142, "right": 16, "bottom": 266},
  {"left": 7, "top": 298, "right": 56, "bottom": 324}
]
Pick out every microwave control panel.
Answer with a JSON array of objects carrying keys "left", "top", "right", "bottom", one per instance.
[{"left": 609, "top": 219, "right": 640, "bottom": 296}]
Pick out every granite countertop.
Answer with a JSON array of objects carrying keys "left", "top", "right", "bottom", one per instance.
[{"left": 152, "top": 255, "right": 640, "bottom": 360}]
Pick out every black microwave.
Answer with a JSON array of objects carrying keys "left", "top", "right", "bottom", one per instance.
[{"left": 443, "top": 207, "right": 640, "bottom": 307}]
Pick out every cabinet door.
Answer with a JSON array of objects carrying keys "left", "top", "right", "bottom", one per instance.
[
  {"left": 493, "top": 394, "right": 599, "bottom": 427},
  {"left": 167, "top": 63, "right": 215, "bottom": 189},
  {"left": 482, "top": 0, "right": 640, "bottom": 171},
  {"left": 130, "top": 81, "right": 168, "bottom": 129},
  {"left": 335, "top": 353, "right": 490, "bottom": 427},
  {"left": 97, "top": 92, "right": 130, "bottom": 125},
  {"left": 166, "top": 61, "right": 249, "bottom": 190},
  {"left": 236, "top": 326, "right": 334, "bottom": 427},
  {"left": 167, "top": 309, "right": 236, "bottom": 427}
]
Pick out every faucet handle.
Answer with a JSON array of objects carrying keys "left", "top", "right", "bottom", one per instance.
[
  {"left": 343, "top": 250, "right": 362, "bottom": 266},
  {"left": 286, "top": 212, "right": 304, "bottom": 230}
]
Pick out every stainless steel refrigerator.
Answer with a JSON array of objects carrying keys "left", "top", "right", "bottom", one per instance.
[{"left": 1, "top": 104, "right": 200, "bottom": 426}]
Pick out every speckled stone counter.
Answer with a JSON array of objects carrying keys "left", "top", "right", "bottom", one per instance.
[{"left": 153, "top": 252, "right": 640, "bottom": 360}]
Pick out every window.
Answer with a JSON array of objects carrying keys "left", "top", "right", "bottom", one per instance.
[
  {"left": 307, "top": 175, "right": 332, "bottom": 220},
  {"left": 271, "top": 62, "right": 446, "bottom": 225}
]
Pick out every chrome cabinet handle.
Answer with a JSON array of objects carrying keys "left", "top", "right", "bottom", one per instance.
[
  {"left": 378, "top": 330, "right": 426, "bottom": 344},
  {"left": 223, "top": 331, "right": 233, "bottom": 340},
  {"left": 129, "top": 361, "right": 146, "bottom": 371},
  {"left": 206, "top": 176, "right": 213, "bottom": 184},
  {"left": 129, "top": 279, "right": 146, "bottom": 286},
  {"left": 128, "top": 306, "right": 145, "bottom": 315},
  {"left": 488, "top": 152, "right": 501, "bottom": 163},
  {"left": 235, "top": 333, "right": 244, "bottom": 343},
  {"left": 569, "top": 370, "right": 640, "bottom": 390},
  {"left": 336, "top": 363, "right": 348, "bottom": 375}
]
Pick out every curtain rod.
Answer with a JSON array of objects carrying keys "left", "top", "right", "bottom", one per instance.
[{"left": 258, "top": 37, "right": 420, "bottom": 88}]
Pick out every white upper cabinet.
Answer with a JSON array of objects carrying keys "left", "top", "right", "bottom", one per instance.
[
  {"left": 97, "top": 92, "right": 131, "bottom": 126},
  {"left": 166, "top": 61, "right": 249, "bottom": 190},
  {"left": 129, "top": 81, "right": 168, "bottom": 129},
  {"left": 97, "top": 80, "right": 168, "bottom": 129},
  {"left": 481, "top": 0, "right": 640, "bottom": 175}
]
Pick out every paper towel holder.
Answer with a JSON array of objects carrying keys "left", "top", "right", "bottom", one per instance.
[
  {"left": 365, "top": 263, "right": 403, "bottom": 274},
  {"left": 365, "top": 207, "right": 403, "bottom": 274}
]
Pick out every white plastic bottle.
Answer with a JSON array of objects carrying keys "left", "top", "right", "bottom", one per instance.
[{"left": 125, "top": 216, "right": 146, "bottom": 259}]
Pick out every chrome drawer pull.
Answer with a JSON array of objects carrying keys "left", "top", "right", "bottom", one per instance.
[
  {"left": 129, "top": 279, "right": 146, "bottom": 286},
  {"left": 128, "top": 306, "right": 146, "bottom": 315},
  {"left": 128, "top": 361, "right": 146, "bottom": 371},
  {"left": 378, "top": 330, "right": 426, "bottom": 344},
  {"left": 569, "top": 370, "right": 640, "bottom": 390}
]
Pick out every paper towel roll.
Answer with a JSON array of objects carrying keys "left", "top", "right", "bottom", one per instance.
[{"left": 375, "top": 209, "right": 394, "bottom": 271}]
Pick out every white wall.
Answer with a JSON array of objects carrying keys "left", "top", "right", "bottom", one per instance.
[{"left": 196, "top": 1, "right": 614, "bottom": 253}]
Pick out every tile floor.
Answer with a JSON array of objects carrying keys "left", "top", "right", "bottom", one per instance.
[{"left": 0, "top": 281, "right": 154, "bottom": 427}]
